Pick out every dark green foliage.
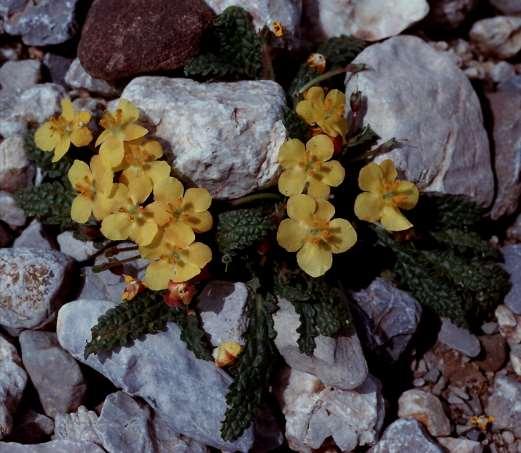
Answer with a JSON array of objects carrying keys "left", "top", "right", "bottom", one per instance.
[
  {"left": 184, "top": 6, "right": 262, "bottom": 80},
  {"left": 216, "top": 206, "right": 276, "bottom": 259},
  {"left": 221, "top": 279, "right": 278, "bottom": 441},
  {"left": 273, "top": 266, "right": 351, "bottom": 355},
  {"left": 282, "top": 107, "right": 310, "bottom": 142},
  {"left": 85, "top": 290, "right": 211, "bottom": 361},
  {"left": 345, "top": 125, "right": 380, "bottom": 150},
  {"left": 24, "top": 134, "right": 73, "bottom": 179}
]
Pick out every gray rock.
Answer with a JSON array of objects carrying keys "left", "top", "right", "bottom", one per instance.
[
  {"left": 0, "top": 440, "right": 105, "bottom": 453},
  {"left": 0, "top": 335, "right": 27, "bottom": 439},
  {"left": 53, "top": 406, "right": 101, "bottom": 444},
  {"left": 509, "top": 343, "right": 521, "bottom": 376},
  {"left": 57, "top": 231, "right": 98, "bottom": 262},
  {"left": 0, "top": 248, "right": 73, "bottom": 331},
  {"left": 198, "top": 281, "right": 249, "bottom": 347},
  {"left": 9, "top": 410, "right": 54, "bottom": 444},
  {"left": 1, "top": 0, "right": 80, "bottom": 46},
  {"left": 19, "top": 331, "right": 86, "bottom": 417},
  {"left": 470, "top": 16, "right": 521, "bottom": 59},
  {"left": 490, "top": 0, "right": 521, "bottom": 15},
  {"left": 302, "top": 0, "right": 429, "bottom": 42},
  {"left": 0, "top": 191, "right": 26, "bottom": 228},
  {"left": 0, "top": 60, "right": 40, "bottom": 94},
  {"left": 281, "top": 369, "right": 385, "bottom": 452},
  {"left": 503, "top": 245, "right": 521, "bottom": 315},
  {"left": 507, "top": 213, "right": 521, "bottom": 241},
  {"left": 369, "top": 419, "right": 443, "bottom": 453},
  {"left": 486, "top": 375, "right": 521, "bottom": 436},
  {"left": 56, "top": 299, "right": 254, "bottom": 451},
  {"left": 43, "top": 54, "right": 73, "bottom": 87},
  {"left": 0, "top": 135, "right": 34, "bottom": 193},
  {"left": 426, "top": 0, "right": 477, "bottom": 29},
  {"left": 352, "top": 278, "right": 421, "bottom": 361},
  {"left": 345, "top": 35, "right": 494, "bottom": 207},
  {"left": 120, "top": 77, "right": 286, "bottom": 199},
  {"left": 398, "top": 389, "right": 451, "bottom": 436},
  {"left": 273, "top": 298, "right": 368, "bottom": 390},
  {"left": 438, "top": 318, "right": 481, "bottom": 358},
  {"left": 65, "top": 59, "right": 120, "bottom": 97},
  {"left": 13, "top": 220, "right": 52, "bottom": 250}
]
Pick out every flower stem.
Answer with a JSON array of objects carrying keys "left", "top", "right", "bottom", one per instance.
[
  {"left": 228, "top": 192, "right": 283, "bottom": 207},
  {"left": 92, "top": 255, "right": 142, "bottom": 273},
  {"left": 297, "top": 64, "right": 367, "bottom": 95},
  {"left": 105, "top": 245, "right": 139, "bottom": 257}
]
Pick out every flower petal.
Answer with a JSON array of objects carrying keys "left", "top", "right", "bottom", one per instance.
[
  {"left": 307, "top": 179, "right": 330, "bottom": 199},
  {"left": 354, "top": 192, "right": 384, "bottom": 222},
  {"left": 307, "top": 134, "right": 334, "bottom": 161},
  {"left": 90, "top": 155, "right": 113, "bottom": 194},
  {"left": 118, "top": 99, "right": 140, "bottom": 123},
  {"left": 380, "top": 206, "right": 413, "bottom": 232},
  {"left": 68, "top": 160, "right": 92, "bottom": 188},
  {"left": 123, "top": 123, "right": 148, "bottom": 141},
  {"left": 328, "top": 218, "right": 357, "bottom": 253},
  {"left": 393, "top": 180, "right": 419, "bottom": 210},
  {"left": 277, "top": 218, "right": 307, "bottom": 252},
  {"left": 95, "top": 128, "right": 111, "bottom": 147},
  {"left": 70, "top": 195, "right": 93, "bottom": 224},
  {"left": 296, "top": 242, "right": 332, "bottom": 278},
  {"left": 380, "top": 159, "right": 397, "bottom": 183},
  {"left": 34, "top": 123, "right": 58, "bottom": 151},
  {"left": 324, "top": 89, "right": 345, "bottom": 111},
  {"left": 171, "top": 260, "right": 201, "bottom": 283},
  {"left": 101, "top": 212, "right": 131, "bottom": 240},
  {"left": 144, "top": 140, "right": 163, "bottom": 159},
  {"left": 52, "top": 136, "right": 71, "bottom": 162},
  {"left": 129, "top": 219, "right": 158, "bottom": 246},
  {"left": 70, "top": 126, "right": 93, "bottom": 147},
  {"left": 183, "top": 188, "right": 212, "bottom": 212},
  {"left": 187, "top": 242, "right": 212, "bottom": 268},
  {"left": 320, "top": 160, "right": 345, "bottom": 187},
  {"left": 60, "top": 98, "right": 74, "bottom": 121},
  {"left": 304, "top": 86, "right": 325, "bottom": 103},
  {"left": 358, "top": 162, "right": 383, "bottom": 193},
  {"left": 287, "top": 194, "right": 316, "bottom": 222},
  {"left": 315, "top": 199, "right": 335, "bottom": 221},
  {"left": 100, "top": 137, "right": 125, "bottom": 168},
  {"left": 146, "top": 161, "right": 171, "bottom": 186},
  {"left": 128, "top": 175, "right": 152, "bottom": 204},
  {"left": 154, "top": 177, "right": 184, "bottom": 203},
  {"left": 92, "top": 192, "right": 116, "bottom": 220},
  {"left": 147, "top": 201, "right": 171, "bottom": 226},
  {"left": 295, "top": 99, "right": 316, "bottom": 125},
  {"left": 184, "top": 210, "right": 213, "bottom": 233},
  {"left": 279, "top": 169, "right": 306, "bottom": 197},
  {"left": 144, "top": 260, "right": 175, "bottom": 291},
  {"left": 164, "top": 222, "right": 195, "bottom": 248},
  {"left": 278, "top": 139, "right": 306, "bottom": 167}
]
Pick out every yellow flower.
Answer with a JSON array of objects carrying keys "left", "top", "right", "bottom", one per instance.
[
  {"left": 68, "top": 156, "right": 115, "bottom": 223},
  {"left": 296, "top": 87, "right": 348, "bottom": 138},
  {"left": 277, "top": 194, "right": 357, "bottom": 277},
  {"left": 147, "top": 177, "right": 213, "bottom": 233},
  {"left": 34, "top": 98, "right": 92, "bottom": 162},
  {"left": 271, "top": 21, "right": 284, "bottom": 38},
  {"left": 96, "top": 99, "right": 148, "bottom": 168},
  {"left": 213, "top": 341, "right": 242, "bottom": 367},
  {"left": 141, "top": 223, "right": 212, "bottom": 290},
  {"left": 354, "top": 160, "right": 419, "bottom": 232},
  {"left": 118, "top": 140, "right": 171, "bottom": 187},
  {"left": 121, "top": 275, "right": 144, "bottom": 301},
  {"left": 100, "top": 177, "right": 158, "bottom": 246},
  {"left": 278, "top": 135, "right": 345, "bottom": 199}
]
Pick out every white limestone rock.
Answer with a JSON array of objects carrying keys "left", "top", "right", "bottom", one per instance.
[
  {"left": 65, "top": 59, "right": 119, "bottom": 97},
  {"left": 57, "top": 231, "right": 98, "bottom": 262},
  {"left": 470, "top": 16, "right": 521, "bottom": 59},
  {"left": 0, "top": 60, "right": 41, "bottom": 94},
  {"left": 0, "top": 135, "right": 34, "bottom": 193},
  {"left": 0, "top": 191, "right": 26, "bottom": 228}
]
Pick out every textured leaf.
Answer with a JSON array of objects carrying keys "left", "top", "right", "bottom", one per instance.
[
  {"left": 282, "top": 107, "right": 310, "bottom": 143},
  {"left": 25, "top": 134, "right": 73, "bottom": 180}
]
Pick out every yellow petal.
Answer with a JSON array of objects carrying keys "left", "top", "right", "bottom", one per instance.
[
  {"left": 95, "top": 128, "right": 111, "bottom": 147},
  {"left": 187, "top": 242, "right": 212, "bottom": 268},
  {"left": 183, "top": 188, "right": 212, "bottom": 212},
  {"left": 143, "top": 140, "right": 163, "bottom": 159},
  {"left": 68, "top": 160, "right": 92, "bottom": 188},
  {"left": 304, "top": 86, "right": 325, "bottom": 103},
  {"left": 154, "top": 177, "right": 184, "bottom": 203},
  {"left": 70, "top": 195, "right": 93, "bottom": 224},
  {"left": 146, "top": 161, "right": 171, "bottom": 186},
  {"left": 164, "top": 222, "right": 195, "bottom": 248},
  {"left": 393, "top": 180, "right": 419, "bottom": 210},
  {"left": 92, "top": 192, "right": 116, "bottom": 220},
  {"left": 307, "top": 134, "right": 334, "bottom": 161},
  {"left": 128, "top": 175, "right": 152, "bottom": 205},
  {"left": 277, "top": 218, "right": 307, "bottom": 252},
  {"left": 77, "top": 110, "right": 91, "bottom": 124},
  {"left": 99, "top": 137, "right": 125, "bottom": 168},
  {"left": 184, "top": 210, "right": 213, "bottom": 233},
  {"left": 279, "top": 169, "right": 306, "bottom": 197},
  {"left": 144, "top": 260, "right": 175, "bottom": 291},
  {"left": 328, "top": 218, "right": 357, "bottom": 253},
  {"left": 297, "top": 242, "right": 332, "bottom": 278},
  {"left": 90, "top": 155, "right": 113, "bottom": 194},
  {"left": 354, "top": 192, "right": 384, "bottom": 222},
  {"left": 287, "top": 194, "right": 316, "bottom": 222},
  {"left": 34, "top": 123, "right": 58, "bottom": 151},
  {"left": 324, "top": 89, "right": 345, "bottom": 111},
  {"left": 118, "top": 99, "right": 140, "bottom": 122},
  {"left": 123, "top": 123, "right": 148, "bottom": 141},
  {"left": 315, "top": 199, "right": 335, "bottom": 221},
  {"left": 295, "top": 99, "right": 316, "bottom": 125},
  {"left": 380, "top": 206, "right": 413, "bottom": 232},
  {"left": 320, "top": 160, "right": 345, "bottom": 187},
  {"left": 70, "top": 127, "right": 93, "bottom": 147},
  {"left": 129, "top": 219, "right": 158, "bottom": 246},
  {"left": 101, "top": 212, "right": 131, "bottom": 240},
  {"left": 278, "top": 139, "right": 306, "bottom": 167},
  {"left": 147, "top": 201, "right": 171, "bottom": 226},
  {"left": 358, "top": 163, "right": 383, "bottom": 193},
  {"left": 52, "top": 136, "right": 71, "bottom": 162},
  {"left": 60, "top": 98, "right": 74, "bottom": 121},
  {"left": 380, "top": 159, "right": 397, "bottom": 183},
  {"left": 307, "top": 179, "right": 330, "bottom": 199}
]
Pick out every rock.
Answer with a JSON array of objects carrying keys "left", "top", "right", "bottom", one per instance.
[
  {"left": 486, "top": 89, "right": 521, "bottom": 218},
  {"left": 302, "top": 0, "right": 429, "bottom": 42},
  {"left": 206, "top": 0, "right": 302, "bottom": 43},
  {"left": 496, "top": 304, "right": 521, "bottom": 345},
  {"left": 56, "top": 299, "right": 254, "bottom": 451},
  {"left": 19, "top": 331, "right": 86, "bottom": 417},
  {"left": 78, "top": 0, "right": 214, "bottom": 81},
  {"left": 0, "top": 248, "right": 73, "bottom": 331},
  {"left": 503, "top": 245, "right": 521, "bottom": 315},
  {"left": 470, "top": 16, "right": 521, "bottom": 59},
  {"left": 438, "top": 318, "right": 481, "bottom": 358},
  {"left": 476, "top": 335, "right": 507, "bottom": 373},
  {"left": 437, "top": 437, "right": 482, "bottom": 452},
  {"left": 507, "top": 213, "right": 521, "bottom": 241},
  {"left": 398, "top": 389, "right": 451, "bottom": 436},
  {"left": 369, "top": 419, "right": 443, "bottom": 453},
  {"left": 1, "top": 0, "right": 80, "bottom": 46},
  {"left": 43, "top": 54, "right": 73, "bottom": 87},
  {"left": 490, "top": 0, "right": 521, "bottom": 15},
  {"left": 53, "top": 407, "right": 101, "bottom": 445},
  {"left": 120, "top": 76, "right": 286, "bottom": 199},
  {"left": 13, "top": 220, "right": 52, "bottom": 250},
  {"left": 0, "top": 335, "right": 27, "bottom": 439},
  {"left": 0, "top": 60, "right": 40, "bottom": 94},
  {"left": 280, "top": 369, "right": 385, "bottom": 452},
  {"left": 352, "top": 277, "right": 422, "bottom": 361},
  {"left": 198, "top": 281, "right": 249, "bottom": 347},
  {"left": 0, "top": 191, "right": 26, "bottom": 228},
  {"left": 273, "top": 298, "right": 368, "bottom": 390},
  {"left": 0, "top": 440, "right": 105, "bottom": 453},
  {"left": 0, "top": 224, "right": 11, "bottom": 248},
  {"left": 486, "top": 375, "right": 521, "bottom": 437},
  {"left": 510, "top": 344, "right": 521, "bottom": 376},
  {"left": 0, "top": 135, "right": 34, "bottom": 193},
  {"left": 64, "top": 59, "right": 120, "bottom": 98},
  {"left": 345, "top": 35, "right": 493, "bottom": 206},
  {"left": 57, "top": 231, "right": 98, "bottom": 262},
  {"left": 9, "top": 410, "right": 54, "bottom": 444},
  {"left": 425, "top": 0, "right": 477, "bottom": 29}
]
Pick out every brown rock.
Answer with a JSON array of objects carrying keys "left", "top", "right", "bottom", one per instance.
[
  {"left": 476, "top": 335, "right": 507, "bottom": 373},
  {"left": 78, "top": 0, "right": 215, "bottom": 81}
]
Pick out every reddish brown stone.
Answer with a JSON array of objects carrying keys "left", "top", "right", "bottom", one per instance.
[
  {"left": 476, "top": 335, "right": 507, "bottom": 373},
  {"left": 78, "top": 0, "right": 215, "bottom": 81}
]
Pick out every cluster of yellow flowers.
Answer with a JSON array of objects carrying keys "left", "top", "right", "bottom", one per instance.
[
  {"left": 276, "top": 86, "right": 419, "bottom": 277},
  {"left": 35, "top": 98, "right": 213, "bottom": 291}
]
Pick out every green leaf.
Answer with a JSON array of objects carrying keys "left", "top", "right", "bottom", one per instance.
[
  {"left": 24, "top": 133, "right": 73, "bottom": 180},
  {"left": 185, "top": 6, "right": 262, "bottom": 80},
  {"left": 221, "top": 279, "right": 278, "bottom": 441},
  {"left": 85, "top": 290, "right": 212, "bottom": 361},
  {"left": 282, "top": 107, "right": 310, "bottom": 143}
]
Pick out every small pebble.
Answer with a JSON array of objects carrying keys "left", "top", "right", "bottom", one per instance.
[
  {"left": 482, "top": 322, "right": 499, "bottom": 335},
  {"left": 502, "top": 431, "right": 515, "bottom": 444},
  {"left": 432, "top": 376, "right": 447, "bottom": 396},
  {"left": 413, "top": 378, "right": 426, "bottom": 387}
]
